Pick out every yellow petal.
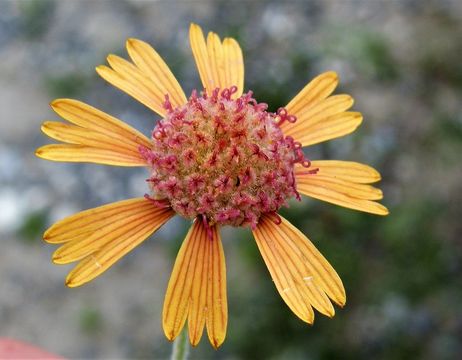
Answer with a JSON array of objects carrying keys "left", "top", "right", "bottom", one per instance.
[
  {"left": 96, "top": 62, "right": 167, "bottom": 116},
  {"left": 126, "top": 38, "right": 187, "bottom": 108},
  {"left": 288, "top": 111, "right": 363, "bottom": 147},
  {"left": 44, "top": 198, "right": 160, "bottom": 244},
  {"left": 293, "top": 94, "right": 353, "bottom": 121},
  {"left": 207, "top": 32, "right": 225, "bottom": 93},
  {"left": 65, "top": 206, "right": 174, "bottom": 287},
  {"left": 253, "top": 215, "right": 345, "bottom": 323},
  {"left": 41, "top": 121, "right": 143, "bottom": 159},
  {"left": 297, "top": 176, "right": 383, "bottom": 200},
  {"left": 53, "top": 205, "right": 163, "bottom": 264},
  {"left": 302, "top": 161, "right": 382, "bottom": 184},
  {"left": 205, "top": 225, "right": 227, "bottom": 349},
  {"left": 50, "top": 99, "right": 151, "bottom": 149},
  {"left": 38, "top": 99, "right": 151, "bottom": 166},
  {"left": 296, "top": 173, "right": 389, "bottom": 215},
  {"left": 281, "top": 94, "right": 354, "bottom": 142},
  {"left": 189, "top": 23, "right": 244, "bottom": 97},
  {"left": 286, "top": 71, "right": 339, "bottom": 116},
  {"left": 163, "top": 220, "right": 227, "bottom": 348},
  {"left": 190, "top": 24, "right": 213, "bottom": 92},
  {"left": 35, "top": 144, "right": 146, "bottom": 166},
  {"left": 223, "top": 37, "right": 244, "bottom": 97}
]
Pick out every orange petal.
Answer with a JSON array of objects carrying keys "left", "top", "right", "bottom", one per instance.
[
  {"left": 35, "top": 144, "right": 146, "bottom": 166},
  {"left": 97, "top": 40, "right": 186, "bottom": 116},
  {"left": 297, "top": 176, "right": 383, "bottom": 200},
  {"left": 163, "top": 220, "right": 227, "bottom": 348},
  {"left": 65, "top": 205, "right": 174, "bottom": 287},
  {"left": 38, "top": 99, "right": 151, "bottom": 166},
  {"left": 53, "top": 205, "right": 164, "bottom": 264},
  {"left": 41, "top": 121, "right": 143, "bottom": 159},
  {"left": 302, "top": 161, "right": 382, "bottom": 184},
  {"left": 207, "top": 32, "right": 225, "bottom": 93},
  {"left": 50, "top": 99, "right": 151, "bottom": 149},
  {"left": 282, "top": 72, "right": 363, "bottom": 146},
  {"left": 35, "top": 99, "right": 150, "bottom": 166},
  {"left": 189, "top": 23, "right": 244, "bottom": 97},
  {"left": 223, "top": 37, "right": 244, "bottom": 97},
  {"left": 281, "top": 94, "right": 354, "bottom": 143},
  {"left": 126, "top": 38, "right": 187, "bottom": 108},
  {"left": 296, "top": 171, "right": 389, "bottom": 215},
  {"left": 44, "top": 198, "right": 158, "bottom": 244},
  {"left": 205, "top": 225, "right": 227, "bottom": 349},
  {"left": 288, "top": 111, "right": 363, "bottom": 147},
  {"left": 253, "top": 215, "right": 345, "bottom": 323},
  {"left": 292, "top": 94, "right": 354, "bottom": 121},
  {"left": 97, "top": 62, "right": 166, "bottom": 117},
  {"left": 286, "top": 71, "right": 339, "bottom": 117}
]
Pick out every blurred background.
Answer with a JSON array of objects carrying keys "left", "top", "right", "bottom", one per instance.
[{"left": 1, "top": 0, "right": 461, "bottom": 359}]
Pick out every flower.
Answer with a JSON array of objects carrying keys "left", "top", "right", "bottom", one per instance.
[{"left": 36, "top": 23, "right": 388, "bottom": 348}]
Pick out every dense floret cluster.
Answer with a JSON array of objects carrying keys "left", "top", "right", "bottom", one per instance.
[{"left": 141, "top": 87, "right": 312, "bottom": 228}]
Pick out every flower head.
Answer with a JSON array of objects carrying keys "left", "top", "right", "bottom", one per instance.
[
  {"left": 143, "top": 87, "right": 306, "bottom": 228},
  {"left": 36, "top": 23, "right": 388, "bottom": 348}
]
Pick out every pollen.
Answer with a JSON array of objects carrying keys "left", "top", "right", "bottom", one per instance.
[{"left": 140, "top": 87, "right": 313, "bottom": 228}]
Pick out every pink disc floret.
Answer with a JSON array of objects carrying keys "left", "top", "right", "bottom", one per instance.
[{"left": 140, "top": 87, "right": 315, "bottom": 228}]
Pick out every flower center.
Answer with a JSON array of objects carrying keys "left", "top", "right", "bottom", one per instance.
[{"left": 140, "top": 87, "right": 312, "bottom": 228}]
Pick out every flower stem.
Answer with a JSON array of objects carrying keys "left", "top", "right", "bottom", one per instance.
[{"left": 171, "top": 329, "right": 189, "bottom": 360}]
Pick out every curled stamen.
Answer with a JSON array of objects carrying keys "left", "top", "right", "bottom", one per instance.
[
  {"left": 295, "top": 167, "right": 319, "bottom": 175},
  {"left": 266, "top": 212, "right": 282, "bottom": 225},
  {"left": 235, "top": 99, "right": 244, "bottom": 113},
  {"left": 144, "top": 194, "right": 171, "bottom": 208},
  {"left": 201, "top": 214, "right": 214, "bottom": 240},
  {"left": 287, "top": 115, "right": 297, "bottom": 123},
  {"left": 153, "top": 130, "right": 164, "bottom": 139},
  {"left": 277, "top": 108, "right": 287, "bottom": 117},
  {"left": 163, "top": 94, "right": 173, "bottom": 112},
  {"left": 211, "top": 88, "right": 220, "bottom": 102},
  {"left": 221, "top": 88, "right": 231, "bottom": 100},
  {"left": 229, "top": 85, "right": 238, "bottom": 95},
  {"left": 275, "top": 107, "right": 297, "bottom": 126},
  {"left": 190, "top": 89, "right": 198, "bottom": 101}
]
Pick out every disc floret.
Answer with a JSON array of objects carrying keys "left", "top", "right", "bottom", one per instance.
[{"left": 141, "top": 87, "right": 312, "bottom": 228}]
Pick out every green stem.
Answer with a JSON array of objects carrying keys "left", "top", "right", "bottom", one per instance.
[{"left": 171, "top": 328, "right": 189, "bottom": 360}]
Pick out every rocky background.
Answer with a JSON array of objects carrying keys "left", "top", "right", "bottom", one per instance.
[{"left": 1, "top": 0, "right": 461, "bottom": 359}]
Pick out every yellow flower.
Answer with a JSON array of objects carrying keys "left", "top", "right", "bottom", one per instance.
[{"left": 36, "top": 23, "right": 388, "bottom": 348}]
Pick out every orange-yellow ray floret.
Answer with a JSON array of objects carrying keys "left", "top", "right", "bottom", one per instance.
[
  {"left": 189, "top": 23, "right": 244, "bottom": 98},
  {"left": 50, "top": 99, "right": 151, "bottom": 147},
  {"left": 285, "top": 71, "right": 339, "bottom": 118},
  {"left": 97, "top": 43, "right": 186, "bottom": 117},
  {"left": 126, "top": 38, "right": 187, "bottom": 107},
  {"left": 44, "top": 198, "right": 156, "bottom": 244},
  {"left": 97, "top": 60, "right": 167, "bottom": 117},
  {"left": 36, "top": 144, "right": 146, "bottom": 167},
  {"left": 282, "top": 94, "right": 359, "bottom": 146},
  {"left": 52, "top": 205, "right": 164, "bottom": 264},
  {"left": 282, "top": 72, "right": 362, "bottom": 146},
  {"left": 252, "top": 215, "right": 346, "bottom": 323},
  {"left": 304, "top": 161, "right": 382, "bottom": 184},
  {"left": 290, "top": 112, "right": 363, "bottom": 147},
  {"left": 60, "top": 201, "right": 174, "bottom": 287},
  {"left": 36, "top": 99, "right": 151, "bottom": 166},
  {"left": 295, "top": 162, "right": 389, "bottom": 215},
  {"left": 41, "top": 122, "right": 143, "bottom": 158},
  {"left": 163, "top": 219, "right": 227, "bottom": 348}
]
